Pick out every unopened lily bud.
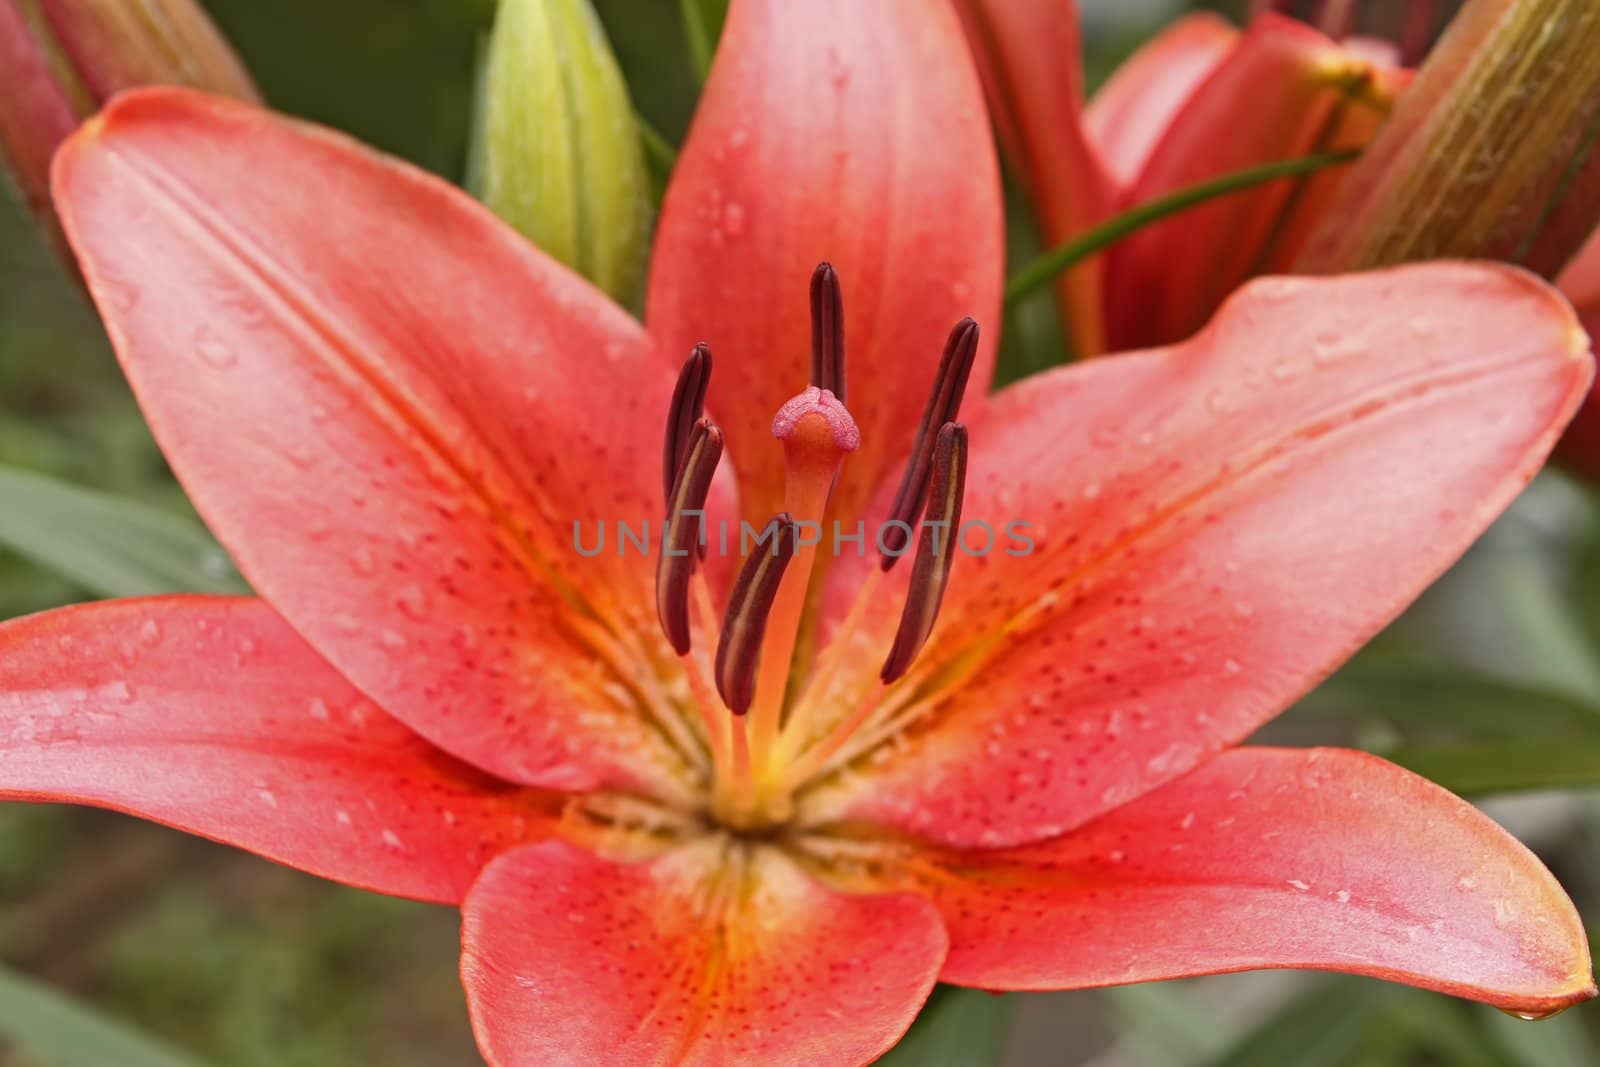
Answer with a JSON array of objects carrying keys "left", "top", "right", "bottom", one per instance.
[
  {"left": 1299, "top": 0, "right": 1600, "bottom": 278},
  {"left": 478, "top": 0, "right": 651, "bottom": 306},
  {"left": 0, "top": 0, "right": 258, "bottom": 267},
  {"left": 1103, "top": 14, "right": 1406, "bottom": 351}
]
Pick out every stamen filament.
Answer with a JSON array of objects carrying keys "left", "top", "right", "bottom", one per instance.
[
  {"left": 772, "top": 565, "right": 885, "bottom": 763},
  {"left": 780, "top": 680, "right": 891, "bottom": 790},
  {"left": 882, "top": 423, "right": 969, "bottom": 683},
  {"left": 749, "top": 393, "right": 860, "bottom": 768},
  {"left": 881, "top": 319, "right": 979, "bottom": 567},
  {"left": 680, "top": 576, "right": 731, "bottom": 785},
  {"left": 730, "top": 707, "right": 753, "bottom": 796}
]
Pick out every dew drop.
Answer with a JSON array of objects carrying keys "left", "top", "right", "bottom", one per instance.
[
  {"left": 193, "top": 325, "right": 237, "bottom": 368},
  {"left": 1204, "top": 386, "right": 1235, "bottom": 414},
  {"left": 1311, "top": 332, "right": 1368, "bottom": 366},
  {"left": 720, "top": 202, "right": 745, "bottom": 237}
]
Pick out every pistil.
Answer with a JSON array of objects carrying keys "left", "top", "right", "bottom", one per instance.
[{"left": 747, "top": 389, "right": 859, "bottom": 767}]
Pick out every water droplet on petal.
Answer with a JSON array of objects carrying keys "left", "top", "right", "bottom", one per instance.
[{"left": 193, "top": 325, "right": 237, "bottom": 368}]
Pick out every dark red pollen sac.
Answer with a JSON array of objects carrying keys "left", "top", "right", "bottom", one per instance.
[
  {"left": 881, "top": 317, "right": 980, "bottom": 568},
  {"left": 883, "top": 421, "right": 969, "bottom": 683},
  {"left": 663, "top": 344, "right": 713, "bottom": 507},
  {"left": 810, "top": 262, "right": 846, "bottom": 401},
  {"left": 656, "top": 418, "right": 723, "bottom": 655},
  {"left": 714, "top": 514, "right": 800, "bottom": 714}
]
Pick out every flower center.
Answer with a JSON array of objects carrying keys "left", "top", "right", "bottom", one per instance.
[{"left": 654, "top": 263, "right": 979, "bottom": 833}]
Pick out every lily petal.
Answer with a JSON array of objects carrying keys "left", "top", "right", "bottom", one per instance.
[
  {"left": 1556, "top": 230, "right": 1600, "bottom": 480},
  {"left": 460, "top": 838, "right": 945, "bottom": 1067},
  {"left": 1103, "top": 15, "right": 1399, "bottom": 351},
  {"left": 808, "top": 265, "right": 1591, "bottom": 848},
  {"left": 952, "top": 0, "right": 1112, "bottom": 356},
  {"left": 646, "top": 0, "right": 1004, "bottom": 530},
  {"left": 0, "top": 597, "right": 556, "bottom": 904},
  {"left": 54, "top": 89, "right": 692, "bottom": 798},
  {"left": 919, "top": 748, "right": 1595, "bottom": 1015},
  {"left": 1085, "top": 13, "right": 1238, "bottom": 188}
]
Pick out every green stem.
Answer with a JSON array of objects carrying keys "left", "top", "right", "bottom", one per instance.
[
  {"left": 636, "top": 113, "right": 678, "bottom": 179},
  {"left": 1004, "top": 149, "right": 1362, "bottom": 307},
  {"left": 677, "top": 0, "right": 714, "bottom": 84}
]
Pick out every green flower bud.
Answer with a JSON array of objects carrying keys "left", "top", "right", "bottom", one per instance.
[{"left": 478, "top": 0, "right": 651, "bottom": 306}]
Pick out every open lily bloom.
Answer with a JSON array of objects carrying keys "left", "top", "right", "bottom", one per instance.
[
  {"left": 1, "top": 0, "right": 1596, "bottom": 1063},
  {"left": 956, "top": 0, "right": 1411, "bottom": 354}
]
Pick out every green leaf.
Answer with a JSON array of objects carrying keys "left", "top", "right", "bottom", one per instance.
[
  {"left": 1295, "top": 658, "right": 1600, "bottom": 738},
  {"left": 1004, "top": 150, "right": 1361, "bottom": 308},
  {"left": 675, "top": 0, "right": 727, "bottom": 83},
  {"left": 480, "top": 0, "right": 652, "bottom": 305},
  {"left": 0, "top": 466, "right": 245, "bottom": 599},
  {"left": 1383, "top": 740, "right": 1600, "bottom": 794},
  {"left": 0, "top": 959, "right": 207, "bottom": 1067},
  {"left": 1106, "top": 984, "right": 1235, "bottom": 1066},
  {"left": 1482, "top": 1004, "right": 1600, "bottom": 1067},
  {"left": 1201, "top": 977, "right": 1389, "bottom": 1067},
  {"left": 874, "top": 987, "right": 1014, "bottom": 1067},
  {"left": 1383, "top": 995, "right": 1514, "bottom": 1067}
]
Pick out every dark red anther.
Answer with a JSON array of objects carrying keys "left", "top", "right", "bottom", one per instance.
[
  {"left": 663, "top": 344, "right": 713, "bottom": 506},
  {"left": 880, "top": 318, "right": 980, "bottom": 569},
  {"left": 810, "top": 262, "right": 846, "bottom": 402},
  {"left": 655, "top": 418, "right": 723, "bottom": 655},
  {"left": 882, "top": 423, "right": 968, "bottom": 684},
  {"left": 714, "top": 514, "right": 800, "bottom": 714}
]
